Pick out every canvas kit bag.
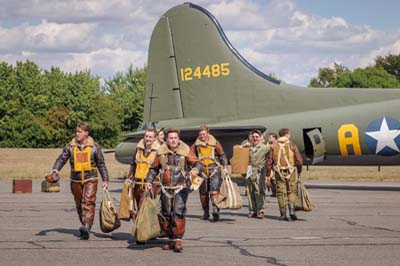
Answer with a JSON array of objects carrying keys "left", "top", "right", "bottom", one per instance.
[
  {"left": 99, "top": 189, "right": 121, "bottom": 233},
  {"left": 118, "top": 179, "right": 134, "bottom": 221},
  {"left": 132, "top": 190, "right": 160, "bottom": 242},
  {"left": 295, "top": 180, "right": 314, "bottom": 212},
  {"left": 216, "top": 174, "right": 243, "bottom": 209},
  {"left": 41, "top": 180, "right": 60, "bottom": 192}
]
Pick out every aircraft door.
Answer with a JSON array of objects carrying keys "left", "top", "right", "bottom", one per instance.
[{"left": 304, "top": 128, "right": 326, "bottom": 164}]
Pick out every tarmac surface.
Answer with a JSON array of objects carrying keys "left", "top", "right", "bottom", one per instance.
[{"left": 1, "top": 179, "right": 400, "bottom": 266}]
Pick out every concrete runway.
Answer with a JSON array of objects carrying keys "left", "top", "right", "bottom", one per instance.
[{"left": 1, "top": 179, "right": 400, "bottom": 266}]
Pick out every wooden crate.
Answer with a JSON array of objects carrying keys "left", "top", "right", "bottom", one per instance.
[{"left": 12, "top": 179, "right": 32, "bottom": 193}]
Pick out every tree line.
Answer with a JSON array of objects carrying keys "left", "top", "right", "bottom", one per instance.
[
  {"left": 0, "top": 54, "right": 399, "bottom": 148},
  {"left": 0, "top": 61, "right": 145, "bottom": 148},
  {"left": 309, "top": 54, "right": 400, "bottom": 88}
]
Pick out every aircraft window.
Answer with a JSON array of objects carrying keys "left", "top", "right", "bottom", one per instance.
[{"left": 313, "top": 134, "right": 321, "bottom": 145}]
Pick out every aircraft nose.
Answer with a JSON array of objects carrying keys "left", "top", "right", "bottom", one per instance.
[{"left": 115, "top": 141, "right": 137, "bottom": 164}]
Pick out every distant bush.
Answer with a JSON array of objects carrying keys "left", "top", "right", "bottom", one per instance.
[{"left": 0, "top": 61, "right": 146, "bottom": 148}]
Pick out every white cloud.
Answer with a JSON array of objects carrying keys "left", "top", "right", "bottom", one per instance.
[
  {"left": 208, "top": 0, "right": 265, "bottom": 30},
  {"left": 0, "top": 0, "right": 193, "bottom": 23},
  {"left": 0, "top": 20, "right": 97, "bottom": 52},
  {"left": 216, "top": 0, "right": 400, "bottom": 85},
  {"left": 359, "top": 39, "right": 400, "bottom": 68},
  {"left": 0, "top": 0, "right": 399, "bottom": 86},
  {"left": 61, "top": 48, "right": 146, "bottom": 79}
]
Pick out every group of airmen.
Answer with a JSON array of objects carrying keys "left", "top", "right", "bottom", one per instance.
[
  {"left": 242, "top": 129, "right": 302, "bottom": 221},
  {"left": 48, "top": 122, "right": 303, "bottom": 252}
]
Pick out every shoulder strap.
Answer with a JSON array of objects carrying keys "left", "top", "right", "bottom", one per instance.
[
  {"left": 160, "top": 154, "right": 168, "bottom": 170},
  {"left": 280, "top": 143, "right": 292, "bottom": 168},
  {"left": 178, "top": 155, "right": 186, "bottom": 171},
  {"left": 276, "top": 143, "right": 284, "bottom": 167}
]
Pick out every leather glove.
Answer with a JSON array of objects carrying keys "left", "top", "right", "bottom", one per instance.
[{"left": 46, "top": 170, "right": 60, "bottom": 183}]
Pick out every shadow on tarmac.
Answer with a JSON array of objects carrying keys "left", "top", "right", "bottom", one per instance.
[
  {"left": 93, "top": 231, "right": 133, "bottom": 242},
  {"left": 36, "top": 228, "right": 80, "bottom": 237},
  {"left": 108, "top": 188, "right": 123, "bottom": 193},
  {"left": 219, "top": 211, "right": 308, "bottom": 222},
  {"left": 127, "top": 239, "right": 165, "bottom": 250},
  {"left": 36, "top": 228, "right": 136, "bottom": 243},
  {"left": 185, "top": 214, "right": 236, "bottom": 221}
]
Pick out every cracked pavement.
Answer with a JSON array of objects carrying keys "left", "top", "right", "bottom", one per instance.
[{"left": 1, "top": 179, "right": 400, "bottom": 266}]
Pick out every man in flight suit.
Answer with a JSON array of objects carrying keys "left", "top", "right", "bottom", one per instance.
[
  {"left": 49, "top": 122, "right": 109, "bottom": 240},
  {"left": 190, "top": 125, "right": 228, "bottom": 221},
  {"left": 267, "top": 128, "right": 303, "bottom": 221}
]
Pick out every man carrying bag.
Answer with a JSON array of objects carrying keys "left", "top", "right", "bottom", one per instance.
[
  {"left": 132, "top": 189, "right": 160, "bottom": 243},
  {"left": 99, "top": 189, "right": 121, "bottom": 233}
]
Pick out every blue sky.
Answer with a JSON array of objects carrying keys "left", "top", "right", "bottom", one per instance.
[
  {"left": 0, "top": 0, "right": 399, "bottom": 86},
  {"left": 296, "top": 0, "right": 400, "bottom": 29}
]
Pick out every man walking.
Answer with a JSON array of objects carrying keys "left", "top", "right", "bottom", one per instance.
[
  {"left": 146, "top": 128, "right": 202, "bottom": 252},
  {"left": 190, "top": 125, "right": 228, "bottom": 221},
  {"left": 128, "top": 128, "right": 159, "bottom": 212},
  {"left": 267, "top": 128, "right": 303, "bottom": 221},
  {"left": 246, "top": 130, "right": 270, "bottom": 219},
  {"left": 49, "top": 122, "right": 109, "bottom": 239}
]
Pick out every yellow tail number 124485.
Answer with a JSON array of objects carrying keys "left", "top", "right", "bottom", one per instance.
[{"left": 180, "top": 63, "right": 230, "bottom": 81}]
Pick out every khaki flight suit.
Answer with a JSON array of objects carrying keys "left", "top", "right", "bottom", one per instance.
[
  {"left": 246, "top": 142, "right": 270, "bottom": 217},
  {"left": 267, "top": 136, "right": 302, "bottom": 219}
]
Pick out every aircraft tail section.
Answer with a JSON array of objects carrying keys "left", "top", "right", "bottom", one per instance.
[
  {"left": 144, "top": 16, "right": 183, "bottom": 123},
  {"left": 143, "top": 3, "right": 400, "bottom": 127},
  {"left": 144, "top": 3, "right": 281, "bottom": 125}
]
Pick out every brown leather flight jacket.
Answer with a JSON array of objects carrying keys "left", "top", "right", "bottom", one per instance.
[
  {"left": 52, "top": 137, "right": 109, "bottom": 183},
  {"left": 190, "top": 134, "right": 228, "bottom": 168},
  {"left": 128, "top": 139, "right": 159, "bottom": 178},
  {"left": 146, "top": 141, "right": 203, "bottom": 187}
]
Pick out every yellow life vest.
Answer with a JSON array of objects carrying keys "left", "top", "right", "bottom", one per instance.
[
  {"left": 73, "top": 146, "right": 96, "bottom": 184},
  {"left": 135, "top": 149, "right": 157, "bottom": 186},
  {"left": 134, "top": 139, "right": 159, "bottom": 188},
  {"left": 197, "top": 145, "right": 215, "bottom": 166},
  {"left": 195, "top": 135, "right": 219, "bottom": 176}
]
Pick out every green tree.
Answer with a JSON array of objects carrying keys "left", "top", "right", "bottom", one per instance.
[
  {"left": 0, "top": 61, "right": 125, "bottom": 148},
  {"left": 351, "top": 66, "right": 400, "bottom": 88},
  {"left": 375, "top": 54, "right": 400, "bottom": 81},
  {"left": 89, "top": 95, "right": 123, "bottom": 148},
  {"left": 0, "top": 61, "right": 147, "bottom": 148},
  {"left": 268, "top": 72, "right": 280, "bottom": 82},
  {"left": 309, "top": 63, "right": 350, "bottom": 88},
  {"left": 103, "top": 65, "right": 146, "bottom": 132},
  {"left": 309, "top": 59, "right": 400, "bottom": 88},
  {"left": 0, "top": 61, "right": 52, "bottom": 147}
]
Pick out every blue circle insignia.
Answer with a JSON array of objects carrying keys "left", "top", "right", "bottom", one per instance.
[{"left": 364, "top": 116, "right": 400, "bottom": 156}]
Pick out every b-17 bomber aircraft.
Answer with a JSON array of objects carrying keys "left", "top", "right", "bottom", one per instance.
[{"left": 115, "top": 2, "right": 400, "bottom": 166}]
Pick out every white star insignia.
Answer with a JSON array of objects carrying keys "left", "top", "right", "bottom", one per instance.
[{"left": 365, "top": 117, "right": 400, "bottom": 154}]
